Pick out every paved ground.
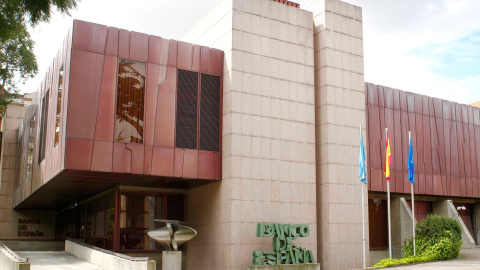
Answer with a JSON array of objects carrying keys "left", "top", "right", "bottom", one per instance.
[
  {"left": 388, "top": 248, "right": 480, "bottom": 269},
  {"left": 16, "top": 251, "right": 105, "bottom": 270}
]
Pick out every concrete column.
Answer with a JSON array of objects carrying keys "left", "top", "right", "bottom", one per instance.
[
  {"left": 162, "top": 251, "right": 181, "bottom": 270},
  {"left": 432, "top": 200, "right": 475, "bottom": 249},
  {"left": 475, "top": 203, "right": 480, "bottom": 244},
  {"left": 309, "top": 0, "right": 367, "bottom": 269},
  {"left": 391, "top": 197, "right": 416, "bottom": 258}
]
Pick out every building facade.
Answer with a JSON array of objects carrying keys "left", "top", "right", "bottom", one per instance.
[{"left": 0, "top": 0, "right": 478, "bottom": 269}]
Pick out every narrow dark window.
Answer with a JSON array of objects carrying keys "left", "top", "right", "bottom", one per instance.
[
  {"left": 176, "top": 70, "right": 198, "bottom": 149},
  {"left": 115, "top": 59, "right": 146, "bottom": 143},
  {"left": 38, "top": 90, "right": 49, "bottom": 164},
  {"left": 200, "top": 74, "right": 220, "bottom": 151},
  {"left": 55, "top": 65, "right": 64, "bottom": 146},
  {"left": 27, "top": 114, "right": 35, "bottom": 178}
]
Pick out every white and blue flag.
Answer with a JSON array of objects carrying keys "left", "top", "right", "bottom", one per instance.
[{"left": 359, "top": 132, "right": 367, "bottom": 184}]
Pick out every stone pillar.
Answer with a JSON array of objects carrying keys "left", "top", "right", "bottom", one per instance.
[
  {"left": 432, "top": 200, "right": 475, "bottom": 249},
  {"left": 391, "top": 197, "right": 416, "bottom": 258},
  {"left": 182, "top": 0, "right": 317, "bottom": 268},
  {"left": 162, "top": 251, "right": 181, "bottom": 270},
  {"left": 309, "top": 0, "right": 367, "bottom": 269}
]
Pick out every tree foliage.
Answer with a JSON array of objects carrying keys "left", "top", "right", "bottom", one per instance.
[{"left": 0, "top": 0, "right": 77, "bottom": 115}]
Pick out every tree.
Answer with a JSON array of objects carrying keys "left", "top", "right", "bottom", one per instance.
[{"left": 0, "top": 0, "right": 77, "bottom": 115}]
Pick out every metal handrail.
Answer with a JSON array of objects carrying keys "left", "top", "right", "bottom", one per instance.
[
  {"left": 66, "top": 238, "right": 150, "bottom": 261},
  {"left": 0, "top": 241, "right": 28, "bottom": 263}
]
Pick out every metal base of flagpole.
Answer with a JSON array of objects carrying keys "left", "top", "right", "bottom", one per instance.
[
  {"left": 362, "top": 184, "right": 366, "bottom": 268},
  {"left": 411, "top": 183, "right": 416, "bottom": 256}
]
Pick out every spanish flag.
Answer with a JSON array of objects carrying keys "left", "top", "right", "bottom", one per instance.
[{"left": 384, "top": 130, "right": 391, "bottom": 181}]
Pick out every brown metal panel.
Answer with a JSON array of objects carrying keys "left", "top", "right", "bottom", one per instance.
[
  {"left": 455, "top": 103, "right": 462, "bottom": 122},
  {"left": 389, "top": 171, "right": 397, "bottom": 193},
  {"left": 370, "top": 169, "right": 383, "bottom": 192},
  {"left": 473, "top": 178, "right": 479, "bottom": 198},
  {"left": 466, "top": 178, "right": 473, "bottom": 197},
  {"left": 414, "top": 94, "right": 423, "bottom": 114},
  {"left": 450, "top": 121, "right": 460, "bottom": 176},
  {"left": 415, "top": 114, "right": 424, "bottom": 173},
  {"left": 94, "top": 56, "right": 117, "bottom": 142},
  {"left": 200, "top": 46, "right": 212, "bottom": 74},
  {"left": 67, "top": 50, "right": 104, "bottom": 140},
  {"left": 105, "top": 27, "right": 119, "bottom": 56},
  {"left": 177, "top": 41, "right": 194, "bottom": 70},
  {"left": 456, "top": 121, "right": 465, "bottom": 177},
  {"left": 151, "top": 147, "right": 174, "bottom": 177},
  {"left": 198, "top": 150, "right": 216, "bottom": 180},
  {"left": 400, "top": 110, "right": 409, "bottom": 171},
  {"left": 72, "top": 20, "right": 107, "bottom": 54},
  {"left": 148, "top": 36, "right": 162, "bottom": 65},
  {"left": 124, "top": 145, "right": 132, "bottom": 173},
  {"left": 468, "top": 106, "right": 474, "bottom": 124},
  {"left": 392, "top": 89, "right": 400, "bottom": 110},
  {"left": 112, "top": 143, "right": 126, "bottom": 173},
  {"left": 215, "top": 151, "right": 221, "bottom": 180},
  {"left": 377, "top": 85, "right": 385, "bottom": 108},
  {"left": 463, "top": 123, "right": 472, "bottom": 178},
  {"left": 385, "top": 108, "right": 394, "bottom": 171},
  {"left": 91, "top": 141, "right": 113, "bottom": 172},
  {"left": 144, "top": 145, "right": 153, "bottom": 175},
  {"left": 127, "top": 144, "right": 144, "bottom": 175},
  {"left": 183, "top": 149, "right": 198, "bottom": 179},
  {"left": 367, "top": 83, "right": 377, "bottom": 105},
  {"left": 430, "top": 117, "right": 440, "bottom": 175},
  {"left": 425, "top": 174, "right": 433, "bottom": 195},
  {"left": 174, "top": 148, "right": 184, "bottom": 177},
  {"left": 393, "top": 110, "right": 402, "bottom": 171},
  {"left": 129, "top": 31, "right": 149, "bottom": 63},
  {"left": 433, "top": 175, "right": 443, "bottom": 195},
  {"left": 460, "top": 177, "right": 467, "bottom": 197},
  {"left": 444, "top": 119, "right": 452, "bottom": 176},
  {"left": 474, "top": 107, "right": 480, "bottom": 126},
  {"left": 403, "top": 172, "right": 410, "bottom": 194},
  {"left": 192, "top": 45, "right": 201, "bottom": 72},
  {"left": 367, "top": 106, "right": 382, "bottom": 169},
  {"left": 118, "top": 29, "right": 130, "bottom": 59},
  {"left": 399, "top": 90, "right": 407, "bottom": 112},
  {"left": 422, "top": 96, "right": 429, "bottom": 116},
  {"left": 168, "top": 40, "right": 178, "bottom": 67},
  {"left": 211, "top": 49, "right": 224, "bottom": 76},
  {"left": 435, "top": 119, "right": 446, "bottom": 175},
  {"left": 442, "top": 176, "right": 448, "bottom": 196},
  {"left": 406, "top": 92, "right": 415, "bottom": 113},
  {"left": 475, "top": 126, "right": 480, "bottom": 178},
  {"left": 433, "top": 98, "right": 443, "bottom": 118},
  {"left": 461, "top": 104, "right": 468, "bottom": 123},
  {"left": 417, "top": 173, "right": 425, "bottom": 194},
  {"left": 423, "top": 115, "right": 432, "bottom": 174},
  {"left": 65, "top": 138, "right": 93, "bottom": 170},
  {"left": 154, "top": 67, "right": 176, "bottom": 147},
  {"left": 395, "top": 171, "right": 403, "bottom": 194},
  {"left": 451, "top": 176, "right": 460, "bottom": 196},
  {"left": 144, "top": 63, "right": 160, "bottom": 146}
]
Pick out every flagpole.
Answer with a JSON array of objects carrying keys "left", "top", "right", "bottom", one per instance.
[
  {"left": 361, "top": 124, "right": 366, "bottom": 269},
  {"left": 386, "top": 128, "right": 392, "bottom": 259},
  {"left": 410, "top": 131, "right": 416, "bottom": 256}
]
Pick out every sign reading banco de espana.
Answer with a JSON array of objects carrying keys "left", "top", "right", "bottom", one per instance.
[{"left": 252, "top": 223, "right": 315, "bottom": 265}]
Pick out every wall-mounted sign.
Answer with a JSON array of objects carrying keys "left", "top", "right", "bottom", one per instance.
[
  {"left": 17, "top": 219, "right": 44, "bottom": 237},
  {"left": 252, "top": 223, "right": 315, "bottom": 265}
]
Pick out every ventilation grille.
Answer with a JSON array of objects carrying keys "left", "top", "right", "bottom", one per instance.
[
  {"left": 200, "top": 74, "right": 220, "bottom": 152},
  {"left": 176, "top": 70, "right": 198, "bottom": 149}
]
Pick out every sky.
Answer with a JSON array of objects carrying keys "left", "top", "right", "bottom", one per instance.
[{"left": 20, "top": 0, "right": 480, "bottom": 105}]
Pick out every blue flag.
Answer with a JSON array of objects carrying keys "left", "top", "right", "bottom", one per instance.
[
  {"left": 359, "top": 133, "right": 367, "bottom": 184},
  {"left": 408, "top": 136, "right": 414, "bottom": 184}
]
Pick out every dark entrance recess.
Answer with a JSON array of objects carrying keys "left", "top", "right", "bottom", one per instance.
[
  {"left": 368, "top": 198, "right": 388, "bottom": 249},
  {"left": 406, "top": 201, "right": 432, "bottom": 222},
  {"left": 55, "top": 190, "right": 185, "bottom": 252},
  {"left": 454, "top": 203, "right": 475, "bottom": 241}
]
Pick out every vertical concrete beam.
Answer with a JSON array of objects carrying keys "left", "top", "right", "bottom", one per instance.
[
  {"left": 391, "top": 198, "right": 416, "bottom": 258},
  {"left": 309, "top": 0, "right": 367, "bottom": 269},
  {"left": 432, "top": 200, "right": 475, "bottom": 249}
]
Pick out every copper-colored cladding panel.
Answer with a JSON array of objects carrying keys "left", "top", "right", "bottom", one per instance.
[
  {"left": 124, "top": 148, "right": 132, "bottom": 173},
  {"left": 118, "top": 29, "right": 130, "bottom": 59},
  {"left": 91, "top": 141, "right": 113, "bottom": 172},
  {"left": 200, "top": 46, "right": 212, "bottom": 74},
  {"left": 177, "top": 41, "right": 194, "bottom": 70},
  {"left": 112, "top": 143, "right": 126, "bottom": 173},
  {"left": 211, "top": 49, "right": 224, "bottom": 76},
  {"left": 192, "top": 45, "right": 201, "bottom": 72},
  {"left": 65, "top": 138, "right": 93, "bottom": 170},
  {"left": 167, "top": 40, "right": 177, "bottom": 67},
  {"left": 144, "top": 145, "right": 153, "bottom": 175},
  {"left": 129, "top": 31, "right": 149, "bottom": 62},
  {"left": 148, "top": 36, "right": 162, "bottom": 65},
  {"left": 67, "top": 50, "right": 104, "bottom": 140},
  {"left": 71, "top": 20, "right": 107, "bottom": 54},
  {"left": 144, "top": 63, "right": 160, "bottom": 146},
  {"left": 154, "top": 67, "right": 176, "bottom": 147},
  {"left": 127, "top": 144, "right": 144, "bottom": 175},
  {"left": 183, "top": 149, "right": 198, "bottom": 179},
  {"left": 215, "top": 152, "right": 221, "bottom": 180},
  {"left": 198, "top": 151, "right": 215, "bottom": 180},
  {"left": 174, "top": 149, "right": 184, "bottom": 177},
  {"left": 94, "top": 56, "right": 117, "bottom": 141},
  {"left": 151, "top": 147, "right": 174, "bottom": 177},
  {"left": 105, "top": 27, "right": 119, "bottom": 56},
  {"left": 367, "top": 83, "right": 480, "bottom": 199}
]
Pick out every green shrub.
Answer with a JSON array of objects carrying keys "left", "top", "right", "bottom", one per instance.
[{"left": 373, "top": 214, "right": 462, "bottom": 268}]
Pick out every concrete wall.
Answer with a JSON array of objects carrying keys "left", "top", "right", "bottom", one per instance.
[
  {"left": 391, "top": 197, "right": 416, "bottom": 258},
  {"left": 183, "top": 0, "right": 317, "bottom": 269},
  {"left": 0, "top": 105, "right": 56, "bottom": 240},
  {"left": 432, "top": 200, "right": 475, "bottom": 249},
  {"left": 309, "top": 0, "right": 367, "bottom": 269},
  {"left": 0, "top": 242, "right": 29, "bottom": 270},
  {"left": 3, "top": 241, "right": 64, "bottom": 251}
]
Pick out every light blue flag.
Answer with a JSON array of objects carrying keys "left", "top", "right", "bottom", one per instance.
[
  {"left": 408, "top": 136, "right": 414, "bottom": 184},
  {"left": 359, "top": 133, "right": 367, "bottom": 184}
]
